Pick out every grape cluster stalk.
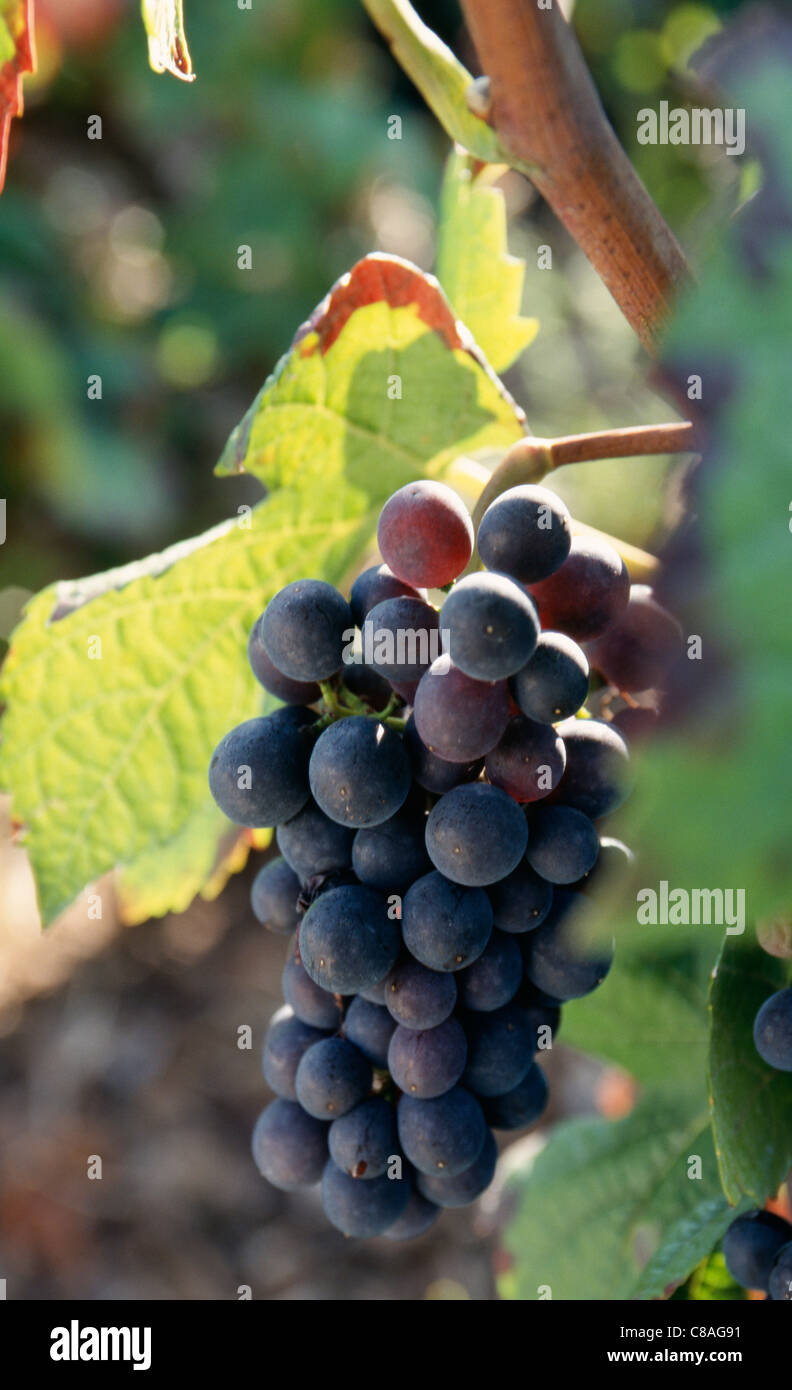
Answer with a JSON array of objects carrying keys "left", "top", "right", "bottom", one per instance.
[{"left": 209, "top": 477, "right": 681, "bottom": 1239}]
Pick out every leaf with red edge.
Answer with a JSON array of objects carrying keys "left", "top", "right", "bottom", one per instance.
[
  {"left": 0, "top": 0, "right": 35, "bottom": 193},
  {"left": 217, "top": 252, "right": 526, "bottom": 492}
]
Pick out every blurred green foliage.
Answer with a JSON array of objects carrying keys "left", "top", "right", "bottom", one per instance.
[{"left": 0, "top": 0, "right": 753, "bottom": 611}]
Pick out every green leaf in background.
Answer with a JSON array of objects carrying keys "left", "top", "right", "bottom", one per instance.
[
  {"left": 141, "top": 0, "right": 195, "bottom": 82},
  {"left": 499, "top": 1095, "right": 722, "bottom": 1301},
  {"left": 0, "top": 255, "right": 524, "bottom": 925},
  {"left": 708, "top": 936, "right": 792, "bottom": 1205},
  {"left": 437, "top": 152, "right": 538, "bottom": 374},
  {"left": 608, "top": 51, "right": 792, "bottom": 940},
  {"left": 559, "top": 953, "right": 710, "bottom": 1090},
  {"left": 634, "top": 1195, "right": 752, "bottom": 1301}
]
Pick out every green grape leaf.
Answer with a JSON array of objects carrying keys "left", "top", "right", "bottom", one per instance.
[
  {"left": 141, "top": 0, "right": 194, "bottom": 82},
  {"left": 559, "top": 953, "right": 710, "bottom": 1090},
  {"left": 0, "top": 0, "right": 34, "bottom": 192},
  {"left": 360, "top": 0, "right": 512, "bottom": 167},
  {"left": 217, "top": 253, "right": 525, "bottom": 490},
  {"left": 115, "top": 804, "right": 271, "bottom": 926},
  {"left": 437, "top": 151, "right": 538, "bottom": 373},
  {"left": 633, "top": 1195, "right": 753, "bottom": 1301},
  {"left": 0, "top": 496, "right": 353, "bottom": 926},
  {"left": 0, "top": 255, "right": 524, "bottom": 925},
  {"left": 708, "top": 935, "right": 792, "bottom": 1205},
  {"left": 499, "top": 1095, "right": 724, "bottom": 1301}
]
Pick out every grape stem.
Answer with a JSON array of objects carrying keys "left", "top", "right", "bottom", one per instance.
[
  {"left": 318, "top": 678, "right": 406, "bottom": 731},
  {"left": 468, "top": 422, "right": 700, "bottom": 582},
  {"left": 456, "top": 0, "right": 689, "bottom": 351}
]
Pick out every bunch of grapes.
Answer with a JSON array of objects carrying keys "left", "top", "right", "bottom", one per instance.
[{"left": 208, "top": 477, "right": 668, "bottom": 1241}]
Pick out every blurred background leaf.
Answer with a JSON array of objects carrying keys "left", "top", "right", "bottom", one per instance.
[
  {"left": 436, "top": 149, "right": 538, "bottom": 372},
  {"left": 499, "top": 1094, "right": 721, "bottom": 1300},
  {"left": 558, "top": 950, "right": 711, "bottom": 1089},
  {"left": 591, "top": 29, "right": 792, "bottom": 971}
]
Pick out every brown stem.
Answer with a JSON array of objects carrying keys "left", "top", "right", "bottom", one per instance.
[
  {"left": 467, "top": 421, "right": 698, "bottom": 581},
  {"left": 471, "top": 422, "right": 699, "bottom": 531},
  {"left": 457, "top": 0, "right": 689, "bottom": 352},
  {"left": 550, "top": 421, "right": 699, "bottom": 467}
]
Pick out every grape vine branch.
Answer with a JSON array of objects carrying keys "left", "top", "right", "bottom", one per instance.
[
  {"left": 364, "top": 0, "right": 689, "bottom": 353},
  {"left": 466, "top": 421, "right": 700, "bottom": 581}
]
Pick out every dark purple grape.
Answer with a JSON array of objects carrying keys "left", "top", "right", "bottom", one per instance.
[
  {"left": 404, "top": 713, "right": 484, "bottom": 795},
  {"left": 281, "top": 951, "right": 344, "bottom": 1031},
  {"left": 261, "top": 1006, "right": 330, "bottom": 1100},
  {"left": 383, "top": 1188, "right": 440, "bottom": 1240},
  {"left": 260, "top": 579, "right": 353, "bottom": 682},
  {"left": 309, "top": 716, "right": 411, "bottom": 828},
  {"left": 300, "top": 884, "right": 401, "bottom": 995},
  {"left": 349, "top": 563, "right": 424, "bottom": 625},
  {"left": 462, "top": 1003, "right": 535, "bottom": 1097},
  {"left": 523, "top": 890, "right": 614, "bottom": 1000},
  {"left": 248, "top": 616, "right": 321, "bottom": 704},
  {"left": 388, "top": 1018, "right": 468, "bottom": 1098},
  {"left": 362, "top": 596, "right": 441, "bottom": 687},
  {"left": 328, "top": 1096, "right": 398, "bottom": 1179},
  {"left": 209, "top": 711, "right": 313, "bottom": 828},
  {"left": 525, "top": 805, "right": 600, "bottom": 885},
  {"left": 485, "top": 715, "right": 566, "bottom": 803},
  {"left": 586, "top": 585, "right": 683, "bottom": 693},
  {"left": 251, "top": 856, "right": 301, "bottom": 934},
  {"left": 352, "top": 809, "right": 430, "bottom": 893},
  {"left": 488, "top": 862, "right": 553, "bottom": 934},
  {"left": 723, "top": 1210, "right": 792, "bottom": 1291},
  {"left": 397, "top": 1086, "right": 486, "bottom": 1177},
  {"left": 440, "top": 572, "right": 539, "bottom": 681},
  {"left": 458, "top": 930, "right": 523, "bottom": 1011},
  {"left": 425, "top": 783, "right": 528, "bottom": 887},
  {"left": 510, "top": 630, "right": 589, "bottom": 723},
  {"left": 417, "top": 1126, "right": 498, "bottom": 1208},
  {"left": 344, "top": 996, "right": 396, "bottom": 1069},
  {"left": 295, "top": 1035, "right": 372, "bottom": 1118},
  {"left": 754, "top": 988, "right": 792, "bottom": 1072},
  {"left": 252, "top": 1100, "right": 329, "bottom": 1190},
  {"left": 550, "top": 718, "right": 631, "bottom": 819},
  {"left": 402, "top": 870, "right": 493, "bottom": 972},
  {"left": 321, "top": 1159, "right": 410, "bottom": 1237},
  {"left": 414, "top": 657, "right": 510, "bottom": 764},
  {"left": 483, "top": 1064, "right": 549, "bottom": 1130},
  {"left": 477, "top": 484, "right": 572, "bottom": 584},
  {"left": 276, "top": 800, "right": 354, "bottom": 883},
  {"left": 385, "top": 957, "right": 457, "bottom": 1029},
  {"left": 528, "top": 537, "right": 629, "bottom": 642}
]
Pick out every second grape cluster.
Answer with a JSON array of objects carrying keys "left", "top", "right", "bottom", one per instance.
[{"left": 209, "top": 477, "right": 677, "bottom": 1240}]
